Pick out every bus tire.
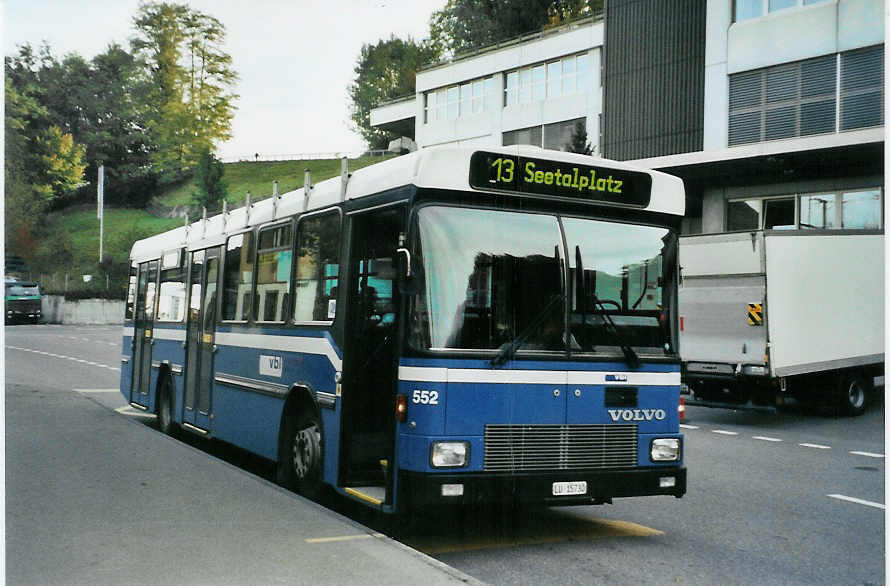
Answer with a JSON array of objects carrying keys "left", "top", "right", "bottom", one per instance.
[
  {"left": 279, "top": 410, "right": 324, "bottom": 498},
  {"left": 838, "top": 371, "right": 870, "bottom": 417},
  {"left": 157, "top": 375, "right": 177, "bottom": 437}
]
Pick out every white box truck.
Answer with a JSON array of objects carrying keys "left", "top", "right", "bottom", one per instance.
[{"left": 679, "top": 230, "right": 883, "bottom": 415}]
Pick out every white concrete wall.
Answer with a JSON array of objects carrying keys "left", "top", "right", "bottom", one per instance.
[{"left": 42, "top": 295, "right": 125, "bottom": 325}]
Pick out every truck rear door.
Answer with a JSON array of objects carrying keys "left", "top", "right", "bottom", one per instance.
[{"left": 679, "top": 232, "right": 768, "bottom": 375}]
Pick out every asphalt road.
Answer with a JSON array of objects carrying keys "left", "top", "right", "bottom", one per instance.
[
  {"left": 5, "top": 324, "right": 886, "bottom": 585},
  {"left": 4, "top": 324, "right": 476, "bottom": 586}
]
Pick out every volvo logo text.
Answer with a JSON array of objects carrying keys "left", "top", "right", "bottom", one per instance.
[{"left": 608, "top": 409, "right": 666, "bottom": 422}]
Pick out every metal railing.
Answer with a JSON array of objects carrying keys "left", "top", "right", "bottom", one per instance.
[{"left": 219, "top": 150, "right": 390, "bottom": 164}]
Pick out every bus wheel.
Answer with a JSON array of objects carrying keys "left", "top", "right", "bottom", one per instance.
[
  {"left": 838, "top": 372, "right": 870, "bottom": 417},
  {"left": 281, "top": 411, "right": 324, "bottom": 498},
  {"left": 157, "top": 376, "right": 177, "bottom": 437}
]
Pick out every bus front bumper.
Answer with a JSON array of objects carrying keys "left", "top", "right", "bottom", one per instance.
[{"left": 399, "top": 466, "right": 686, "bottom": 509}]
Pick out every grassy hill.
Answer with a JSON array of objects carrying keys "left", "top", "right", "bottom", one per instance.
[
  {"left": 24, "top": 155, "right": 392, "bottom": 296},
  {"left": 157, "top": 155, "right": 390, "bottom": 207}
]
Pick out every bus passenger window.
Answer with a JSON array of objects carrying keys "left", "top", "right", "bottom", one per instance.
[
  {"left": 222, "top": 233, "right": 253, "bottom": 321},
  {"left": 157, "top": 265, "right": 186, "bottom": 322},
  {"left": 294, "top": 213, "right": 341, "bottom": 322},
  {"left": 255, "top": 224, "right": 292, "bottom": 323}
]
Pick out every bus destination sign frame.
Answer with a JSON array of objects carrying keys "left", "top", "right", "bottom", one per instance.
[{"left": 469, "top": 151, "right": 652, "bottom": 208}]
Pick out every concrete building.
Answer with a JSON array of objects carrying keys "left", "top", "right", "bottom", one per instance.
[{"left": 370, "top": 0, "right": 884, "bottom": 235}]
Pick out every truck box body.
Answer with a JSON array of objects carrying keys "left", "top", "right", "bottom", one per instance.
[{"left": 679, "top": 231, "right": 883, "bottom": 385}]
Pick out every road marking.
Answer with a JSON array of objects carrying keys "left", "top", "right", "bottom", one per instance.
[
  {"left": 827, "top": 494, "right": 885, "bottom": 510},
  {"left": 115, "top": 406, "right": 154, "bottom": 419},
  {"left": 850, "top": 451, "right": 884, "bottom": 459},
  {"left": 74, "top": 388, "right": 121, "bottom": 393},
  {"left": 753, "top": 436, "right": 783, "bottom": 442},
  {"left": 799, "top": 443, "right": 831, "bottom": 450},
  {"left": 679, "top": 424, "right": 699, "bottom": 429},
  {"left": 712, "top": 430, "right": 738, "bottom": 436},
  {"left": 7, "top": 346, "right": 121, "bottom": 372},
  {"left": 305, "top": 533, "right": 384, "bottom": 544}
]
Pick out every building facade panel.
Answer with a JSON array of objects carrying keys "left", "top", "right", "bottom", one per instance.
[{"left": 602, "top": 0, "right": 707, "bottom": 160}]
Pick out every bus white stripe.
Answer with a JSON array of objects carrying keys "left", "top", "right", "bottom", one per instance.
[
  {"left": 214, "top": 332, "right": 342, "bottom": 371},
  {"left": 153, "top": 328, "right": 186, "bottom": 342},
  {"left": 398, "top": 367, "right": 680, "bottom": 386}
]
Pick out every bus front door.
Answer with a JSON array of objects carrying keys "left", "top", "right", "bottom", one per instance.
[
  {"left": 183, "top": 248, "right": 219, "bottom": 432},
  {"left": 131, "top": 260, "right": 158, "bottom": 408},
  {"left": 339, "top": 205, "right": 404, "bottom": 506}
]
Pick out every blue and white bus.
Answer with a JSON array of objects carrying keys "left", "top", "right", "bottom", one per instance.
[{"left": 120, "top": 146, "right": 686, "bottom": 513}]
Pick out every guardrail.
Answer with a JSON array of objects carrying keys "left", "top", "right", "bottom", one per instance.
[{"left": 219, "top": 150, "right": 390, "bottom": 163}]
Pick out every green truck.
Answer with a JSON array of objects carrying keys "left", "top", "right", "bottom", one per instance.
[{"left": 5, "top": 278, "right": 42, "bottom": 324}]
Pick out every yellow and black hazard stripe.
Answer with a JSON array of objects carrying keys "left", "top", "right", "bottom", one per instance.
[{"left": 747, "top": 303, "right": 763, "bottom": 326}]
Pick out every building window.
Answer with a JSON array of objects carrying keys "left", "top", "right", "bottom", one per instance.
[
  {"left": 840, "top": 46, "right": 884, "bottom": 131},
  {"left": 735, "top": 0, "right": 830, "bottom": 22},
  {"left": 729, "top": 47, "right": 883, "bottom": 147},
  {"left": 503, "top": 117, "right": 587, "bottom": 151},
  {"left": 727, "top": 188, "right": 882, "bottom": 231},
  {"left": 504, "top": 52, "right": 591, "bottom": 107},
  {"left": 425, "top": 75, "right": 497, "bottom": 123}
]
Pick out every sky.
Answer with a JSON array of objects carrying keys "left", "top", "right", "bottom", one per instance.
[{"left": 3, "top": 0, "right": 447, "bottom": 160}]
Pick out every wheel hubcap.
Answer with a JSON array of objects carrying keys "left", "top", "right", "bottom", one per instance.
[
  {"left": 292, "top": 424, "right": 319, "bottom": 479},
  {"left": 848, "top": 381, "right": 865, "bottom": 409}
]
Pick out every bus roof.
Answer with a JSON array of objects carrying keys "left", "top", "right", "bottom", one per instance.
[{"left": 129, "top": 146, "right": 685, "bottom": 263}]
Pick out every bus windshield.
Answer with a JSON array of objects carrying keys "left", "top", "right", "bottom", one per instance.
[{"left": 408, "top": 205, "right": 674, "bottom": 356}]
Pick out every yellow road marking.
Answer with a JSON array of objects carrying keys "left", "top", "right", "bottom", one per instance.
[
  {"left": 305, "top": 533, "right": 385, "bottom": 544},
  {"left": 344, "top": 487, "right": 383, "bottom": 506}
]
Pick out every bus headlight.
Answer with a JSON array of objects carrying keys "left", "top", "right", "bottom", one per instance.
[
  {"left": 650, "top": 438, "right": 681, "bottom": 462},
  {"left": 430, "top": 441, "right": 469, "bottom": 468}
]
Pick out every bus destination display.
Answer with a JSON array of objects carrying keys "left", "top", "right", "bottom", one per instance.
[{"left": 469, "top": 151, "right": 652, "bottom": 207}]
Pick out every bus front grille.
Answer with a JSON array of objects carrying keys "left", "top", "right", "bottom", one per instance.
[{"left": 483, "top": 424, "right": 638, "bottom": 472}]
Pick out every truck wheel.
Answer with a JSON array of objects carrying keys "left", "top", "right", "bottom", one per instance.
[
  {"left": 279, "top": 410, "right": 324, "bottom": 498},
  {"left": 838, "top": 372, "right": 871, "bottom": 417}
]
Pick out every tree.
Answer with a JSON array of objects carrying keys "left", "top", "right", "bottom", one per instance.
[
  {"left": 430, "top": 0, "right": 603, "bottom": 57},
  {"left": 131, "top": 2, "right": 238, "bottom": 181},
  {"left": 348, "top": 36, "right": 440, "bottom": 149},
  {"left": 5, "top": 65, "right": 86, "bottom": 253},
  {"left": 192, "top": 148, "right": 227, "bottom": 209},
  {"left": 567, "top": 119, "right": 593, "bottom": 155},
  {"left": 7, "top": 43, "right": 157, "bottom": 208}
]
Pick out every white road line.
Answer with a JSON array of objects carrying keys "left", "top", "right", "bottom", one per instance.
[
  {"left": 850, "top": 451, "right": 884, "bottom": 459},
  {"left": 827, "top": 494, "right": 885, "bottom": 510},
  {"left": 7, "top": 346, "right": 121, "bottom": 372},
  {"left": 679, "top": 424, "right": 699, "bottom": 429},
  {"left": 799, "top": 443, "right": 831, "bottom": 450},
  {"left": 753, "top": 436, "right": 783, "bottom": 442},
  {"left": 74, "top": 388, "right": 121, "bottom": 393},
  {"left": 115, "top": 406, "right": 154, "bottom": 418},
  {"left": 712, "top": 430, "right": 739, "bottom": 436}
]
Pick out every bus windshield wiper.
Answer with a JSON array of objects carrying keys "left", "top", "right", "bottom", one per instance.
[
  {"left": 490, "top": 293, "right": 562, "bottom": 367},
  {"left": 575, "top": 245, "right": 641, "bottom": 369}
]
